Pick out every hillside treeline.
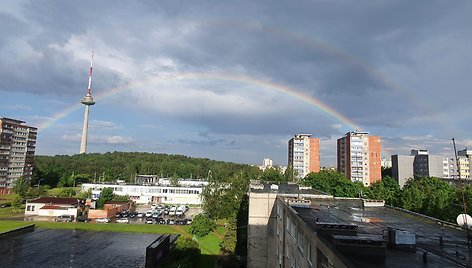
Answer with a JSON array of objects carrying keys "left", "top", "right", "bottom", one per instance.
[{"left": 32, "top": 152, "right": 261, "bottom": 188}]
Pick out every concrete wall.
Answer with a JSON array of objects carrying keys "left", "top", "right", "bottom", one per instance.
[
  {"left": 247, "top": 192, "right": 278, "bottom": 268},
  {"left": 428, "top": 155, "right": 445, "bottom": 178},
  {"left": 392, "top": 155, "right": 414, "bottom": 188},
  {"left": 37, "top": 208, "right": 78, "bottom": 218},
  {"left": 275, "top": 196, "right": 349, "bottom": 268}
]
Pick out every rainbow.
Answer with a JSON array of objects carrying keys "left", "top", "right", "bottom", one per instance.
[{"left": 37, "top": 72, "right": 358, "bottom": 131}]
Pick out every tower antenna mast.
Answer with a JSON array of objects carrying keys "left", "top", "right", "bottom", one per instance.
[
  {"left": 87, "top": 51, "right": 94, "bottom": 96},
  {"left": 80, "top": 51, "right": 96, "bottom": 154}
]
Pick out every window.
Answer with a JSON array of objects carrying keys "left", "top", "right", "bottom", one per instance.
[{"left": 308, "top": 243, "right": 313, "bottom": 267}]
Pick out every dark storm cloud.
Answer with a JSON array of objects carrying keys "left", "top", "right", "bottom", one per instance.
[{"left": 2, "top": 0, "right": 472, "bottom": 163}]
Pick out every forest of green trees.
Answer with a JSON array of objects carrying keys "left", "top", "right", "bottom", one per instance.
[{"left": 31, "top": 152, "right": 261, "bottom": 188}]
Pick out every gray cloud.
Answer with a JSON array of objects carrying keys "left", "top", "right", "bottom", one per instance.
[{"left": 2, "top": 0, "right": 472, "bottom": 165}]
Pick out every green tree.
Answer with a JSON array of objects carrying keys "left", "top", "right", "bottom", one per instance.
[
  {"left": 77, "top": 189, "right": 92, "bottom": 199},
  {"left": 220, "top": 217, "right": 237, "bottom": 254},
  {"left": 189, "top": 214, "right": 216, "bottom": 237},
  {"left": 13, "top": 177, "right": 30, "bottom": 198},
  {"left": 12, "top": 195, "right": 23, "bottom": 212},
  {"left": 260, "top": 167, "right": 285, "bottom": 182},
  {"left": 284, "top": 166, "right": 297, "bottom": 182},
  {"left": 202, "top": 174, "right": 249, "bottom": 220},
  {"left": 58, "top": 188, "right": 77, "bottom": 197},
  {"left": 25, "top": 186, "right": 47, "bottom": 199},
  {"left": 367, "top": 176, "right": 401, "bottom": 206},
  {"left": 170, "top": 176, "right": 179, "bottom": 187},
  {"left": 303, "top": 170, "right": 366, "bottom": 198},
  {"left": 96, "top": 187, "right": 114, "bottom": 209},
  {"left": 400, "top": 177, "right": 456, "bottom": 221}
]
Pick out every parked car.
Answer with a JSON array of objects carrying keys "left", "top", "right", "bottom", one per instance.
[
  {"left": 55, "top": 215, "right": 74, "bottom": 222},
  {"left": 145, "top": 218, "right": 154, "bottom": 224},
  {"left": 95, "top": 218, "right": 110, "bottom": 223},
  {"left": 137, "top": 213, "right": 143, "bottom": 218},
  {"left": 76, "top": 216, "right": 89, "bottom": 222},
  {"left": 169, "top": 206, "right": 177, "bottom": 216},
  {"left": 0, "top": 202, "right": 11, "bottom": 208},
  {"left": 145, "top": 211, "right": 153, "bottom": 217},
  {"left": 116, "top": 218, "right": 129, "bottom": 224}
]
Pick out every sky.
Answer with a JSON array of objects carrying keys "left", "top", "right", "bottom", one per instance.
[{"left": 1, "top": 0, "right": 471, "bottom": 167}]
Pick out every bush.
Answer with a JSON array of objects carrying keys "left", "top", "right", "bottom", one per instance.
[{"left": 189, "top": 214, "right": 216, "bottom": 237}]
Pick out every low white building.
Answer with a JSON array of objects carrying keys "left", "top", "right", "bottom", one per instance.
[
  {"left": 81, "top": 182, "right": 206, "bottom": 205},
  {"left": 25, "top": 197, "right": 81, "bottom": 218}
]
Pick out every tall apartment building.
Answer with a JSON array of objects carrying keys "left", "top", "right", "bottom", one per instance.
[
  {"left": 288, "top": 134, "right": 320, "bottom": 179},
  {"left": 0, "top": 118, "right": 37, "bottom": 192},
  {"left": 392, "top": 149, "right": 447, "bottom": 188},
  {"left": 457, "top": 149, "right": 471, "bottom": 179},
  {"left": 337, "top": 131, "right": 381, "bottom": 186}
]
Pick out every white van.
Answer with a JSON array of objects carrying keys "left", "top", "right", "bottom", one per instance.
[{"left": 169, "top": 206, "right": 177, "bottom": 215}]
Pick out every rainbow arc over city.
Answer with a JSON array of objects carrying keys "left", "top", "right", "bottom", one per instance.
[{"left": 37, "top": 72, "right": 358, "bottom": 131}]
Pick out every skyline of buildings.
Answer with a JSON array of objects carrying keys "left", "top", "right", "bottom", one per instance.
[
  {"left": 0, "top": 117, "right": 37, "bottom": 193},
  {"left": 392, "top": 148, "right": 472, "bottom": 188}
]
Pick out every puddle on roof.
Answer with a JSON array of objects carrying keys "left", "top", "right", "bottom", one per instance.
[{"left": 351, "top": 215, "right": 383, "bottom": 223}]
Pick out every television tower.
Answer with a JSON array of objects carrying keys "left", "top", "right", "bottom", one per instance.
[{"left": 79, "top": 51, "right": 96, "bottom": 154}]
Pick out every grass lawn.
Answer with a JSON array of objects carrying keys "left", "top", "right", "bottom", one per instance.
[
  {"left": 0, "top": 220, "right": 30, "bottom": 233},
  {"left": 34, "top": 221, "right": 191, "bottom": 235},
  {"left": 0, "top": 193, "right": 17, "bottom": 202},
  {"left": 197, "top": 231, "right": 221, "bottom": 255},
  {"left": 0, "top": 206, "right": 24, "bottom": 219}
]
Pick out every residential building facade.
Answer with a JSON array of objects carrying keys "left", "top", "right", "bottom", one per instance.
[
  {"left": 458, "top": 149, "right": 471, "bottom": 179},
  {"left": 260, "top": 158, "right": 273, "bottom": 171},
  {"left": 337, "top": 131, "right": 381, "bottom": 186},
  {"left": 288, "top": 134, "right": 320, "bottom": 179},
  {"left": 392, "top": 149, "right": 449, "bottom": 188},
  {"left": 0, "top": 117, "right": 37, "bottom": 193}
]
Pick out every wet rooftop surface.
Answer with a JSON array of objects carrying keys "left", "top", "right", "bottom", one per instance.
[
  {"left": 0, "top": 228, "right": 160, "bottom": 268},
  {"left": 295, "top": 199, "right": 472, "bottom": 268}
]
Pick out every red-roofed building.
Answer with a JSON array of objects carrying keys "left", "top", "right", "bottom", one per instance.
[{"left": 25, "top": 197, "right": 83, "bottom": 218}]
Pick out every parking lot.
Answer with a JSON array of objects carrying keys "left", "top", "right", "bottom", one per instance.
[{"left": 119, "top": 205, "right": 202, "bottom": 225}]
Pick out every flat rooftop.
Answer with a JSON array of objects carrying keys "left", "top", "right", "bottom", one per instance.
[
  {"left": 294, "top": 198, "right": 472, "bottom": 268},
  {"left": 249, "top": 182, "right": 329, "bottom": 196}
]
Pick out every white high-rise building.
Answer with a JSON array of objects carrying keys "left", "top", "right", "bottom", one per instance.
[{"left": 260, "top": 158, "right": 273, "bottom": 171}]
